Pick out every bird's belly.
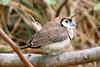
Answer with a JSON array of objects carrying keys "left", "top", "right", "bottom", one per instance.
[{"left": 41, "top": 39, "right": 71, "bottom": 55}]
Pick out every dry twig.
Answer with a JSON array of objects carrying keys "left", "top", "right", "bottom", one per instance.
[
  {"left": 0, "top": 28, "right": 33, "bottom": 67},
  {"left": 55, "top": 0, "right": 68, "bottom": 17}
]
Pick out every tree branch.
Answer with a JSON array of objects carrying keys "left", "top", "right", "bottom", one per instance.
[
  {"left": 0, "top": 28, "right": 33, "bottom": 67},
  {"left": 0, "top": 47, "right": 100, "bottom": 67}
]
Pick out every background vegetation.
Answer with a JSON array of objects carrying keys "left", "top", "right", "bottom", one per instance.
[{"left": 0, "top": 0, "right": 100, "bottom": 66}]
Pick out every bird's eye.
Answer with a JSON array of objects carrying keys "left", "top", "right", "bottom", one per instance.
[{"left": 65, "top": 20, "right": 68, "bottom": 23}]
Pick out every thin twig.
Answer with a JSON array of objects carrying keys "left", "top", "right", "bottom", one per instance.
[
  {"left": 69, "top": 0, "right": 80, "bottom": 18},
  {"left": 11, "top": 18, "right": 21, "bottom": 34},
  {"left": 13, "top": 6, "right": 42, "bottom": 32},
  {"left": 0, "top": 28, "right": 33, "bottom": 67},
  {"left": 55, "top": 0, "right": 68, "bottom": 17}
]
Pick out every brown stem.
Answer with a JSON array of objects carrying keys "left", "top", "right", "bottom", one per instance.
[
  {"left": 0, "top": 28, "right": 33, "bottom": 67},
  {"left": 55, "top": 0, "right": 68, "bottom": 17}
]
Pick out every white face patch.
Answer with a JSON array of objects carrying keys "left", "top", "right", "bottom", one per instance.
[{"left": 61, "top": 18, "right": 76, "bottom": 29}]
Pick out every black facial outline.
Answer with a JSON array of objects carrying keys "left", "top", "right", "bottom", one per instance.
[
  {"left": 60, "top": 18, "right": 67, "bottom": 27},
  {"left": 68, "top": 19, "right": 72, "bottom": 22}
]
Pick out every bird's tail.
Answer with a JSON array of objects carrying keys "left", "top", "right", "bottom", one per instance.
[{"left": 20, "top": 44, "right": 31, "bottom": 50}]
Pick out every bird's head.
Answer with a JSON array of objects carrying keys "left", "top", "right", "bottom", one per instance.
[{"left": 60, "top": 18, "right": 76, "bottom": 29}]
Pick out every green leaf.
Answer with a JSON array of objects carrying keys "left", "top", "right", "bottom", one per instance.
[
  {"left": 0, "top": 0, "right": 11, "bottom": 5},
  {"left": 43, "top": 0, "right": 59, "bottom": 4},
  {"left": 94, "top": 3, "right": 100, "bottom": 11}
]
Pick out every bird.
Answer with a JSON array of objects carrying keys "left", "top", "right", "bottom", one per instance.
[{"left": 20, "top": 17, "right": 76, "bottom": 55}]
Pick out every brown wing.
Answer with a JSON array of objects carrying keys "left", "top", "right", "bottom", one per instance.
[{"left": 29, "top": 27, "right": 68, "bottom": 47}]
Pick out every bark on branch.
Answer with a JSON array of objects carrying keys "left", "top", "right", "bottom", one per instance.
[
  {"left": 0, "top": 47, "right": 100, "bottom": 67},
  {"left": 0, "top": 28, "right": 33, "bottom": 67}
]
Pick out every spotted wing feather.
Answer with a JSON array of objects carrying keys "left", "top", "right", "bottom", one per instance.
[{"left": 29, "top": 27, "right": 68, "bottom": 47}]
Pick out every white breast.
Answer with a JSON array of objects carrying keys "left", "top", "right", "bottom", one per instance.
[
  {"left": 67, "top": 29, "right": 74, "bottom": 39},
  {"left": 41, "top": 28, "right": 74, "bottom": 55},
  {"left": 41, "top": 38, "right": 71, "bottom": 55}
]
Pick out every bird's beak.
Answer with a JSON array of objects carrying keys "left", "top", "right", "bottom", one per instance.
[{"left": 71, "top": 19, "right": 77, "bottom": 26}]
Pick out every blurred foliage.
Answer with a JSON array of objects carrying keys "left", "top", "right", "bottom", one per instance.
[
  {"left": 94, "top": 2, "right": 100, "bottom": 10},
  {"left": 0, "top": 0, "right": 100, "bottom": 66},
  {"left": 0, "top": 0, "right": 11, "bottom": 5},
  {"left": 43, "top": 0, "right": 60, "bottom": 4},
  {"left": 0, "top": 0, "right": 100, "bottom": 54}
]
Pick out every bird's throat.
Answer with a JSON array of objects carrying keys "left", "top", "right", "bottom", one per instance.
[{"left": 67, "top": 28, "right": 74, "bottom": 39}]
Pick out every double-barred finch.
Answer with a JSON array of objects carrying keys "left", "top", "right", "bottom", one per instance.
[{"left": 21, "top": 17, "right": 76, "bottom": 55}]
